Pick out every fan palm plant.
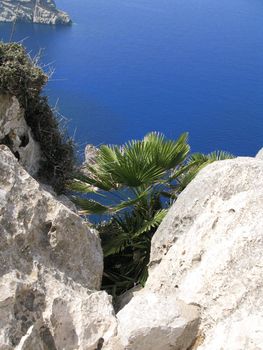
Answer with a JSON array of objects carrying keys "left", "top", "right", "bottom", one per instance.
[
  {"left": 98, "top": 193, "right": 166, "bottom": 296},
  {"left": 71, "top": 132, "right": 190, "bottom": 215},
  {"left": 70, "top": 132, "right": 234, "bottom": 296}
]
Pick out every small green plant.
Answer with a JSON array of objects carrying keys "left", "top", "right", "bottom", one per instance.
[
  {"left": 71, "top": 132, "right": 234, "bottom": 297},
  {"left": 0, "top": 42, "right": 75, "bottom": 193},
  {"left": 72, "top": 132, "right": 190, "bottom": 214}
]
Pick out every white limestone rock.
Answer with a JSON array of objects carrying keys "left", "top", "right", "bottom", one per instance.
[
  {"left": 0, "top": 0, "right": 71, "bottom": 25},
  {"left": 80, "top": 144, "right": 99, "bottom": 178},
  {"left": 0, "top": 146, "right": 118, "bottom": 349},
  {"left": 2, "top": 126, "right": 263, "bottom": 350},
  {"left": 84, "top": 144, "right": 99, "bottom": 166},
  {"left": 0, "top": 271, "right": 117, "bottom": 350},
  {"left": 145, "top": 157, "right": 263, "bottom": 349},
  {"left": 0, "top": 94, "right": 40, "bottom": 176},
  {"left": 98, "top": 156, "right": 263, "bottom": 350},
  {"left": 0, "top": 144, "right": 103, "bottom": 289},
  {"left": 114, "top": 285, "right": 142, "bottom": 313},
  {"left": 116, "top": 292, "right": 200, "bottom": 350}
]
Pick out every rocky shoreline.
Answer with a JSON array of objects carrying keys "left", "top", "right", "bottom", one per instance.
[{"left": 0, "top": 0, "right": 71, "bottom": 25}]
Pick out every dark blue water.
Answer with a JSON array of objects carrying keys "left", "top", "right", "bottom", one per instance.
[{"left": 1, "top": 0, "right": 263, "bottom": 156}]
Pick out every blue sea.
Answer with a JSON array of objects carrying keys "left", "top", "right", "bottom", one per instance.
[{"left": 1, "top": 0, "right": 263, "bottom": 157}]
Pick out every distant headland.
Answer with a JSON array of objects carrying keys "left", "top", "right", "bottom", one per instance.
[{"left": 0, "top": 0, "right": 71, "bottom": 25}]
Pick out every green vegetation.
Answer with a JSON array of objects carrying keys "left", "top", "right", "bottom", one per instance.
[
  {"left": 0, "top": 42, "right": 74, "bottom": 193},
  {"left": 71, "top": 132, "right": 234, "bottom": 297},
  {"left": 0, "top": 44, "right": 234, "bottom": 297}
]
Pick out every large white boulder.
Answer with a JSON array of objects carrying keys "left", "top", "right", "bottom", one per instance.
[
  {"left": 150, "top": 157, "right": 263, "bottom": 266},
  {"left": 0, "top": 146, "right": 117, "bottom": 349},
  {"left": 111, "top": 156, "right": 263, "bottom": 350}
]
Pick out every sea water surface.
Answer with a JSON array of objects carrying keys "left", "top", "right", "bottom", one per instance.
[{"left": 1, "top": 0, "right": 263, "bottom": 156}]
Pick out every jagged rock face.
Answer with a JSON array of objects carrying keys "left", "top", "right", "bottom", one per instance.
[
  {"left": 84, "top": 144, "right": 99, "bottom": 166},
  {"left": 80, "top": 144, "right": 99, "bottom": 177},
  {"left": 113, "top": 157, "right": 263, "bottom": 350},
  {"left": 0, "top": 94, "right": 41, "bottom": 176},
  {"left": 0, "top": 146, "right": 117, "bottom": 349},
  {"left": 1, "top": 137, "right": 263, "bottom": 349},
  {"left": 0, "top": 0, "right": 71, "bottom": 25}
]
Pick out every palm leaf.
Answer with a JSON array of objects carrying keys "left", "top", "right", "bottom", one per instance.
[
  {"left": 72, "top": 170, "right": 114, "bottom": 191},
  {"left": 72, "top": 197, "right": 109, "bottom": 214},
  {"left": 133, "top": 209, "right": 168, "bottom": 237},
  {"left": 67, "top": 180, "right": 97, "bottom": 193},
  {"left": 103, "top": 232, "right": 130, "bottom": 257},
  {"left": 174, "top": 150, "right": 235, "bottom": 193},
  {"left": 109, "top": 189, "right": 149, "bottom": 213}
]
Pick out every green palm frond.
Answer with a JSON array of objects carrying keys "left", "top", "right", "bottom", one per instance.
[
  {"left": 72, "top": 197, "right": 109, "bottom": 214},
  {"left": 170, "top": 160, "right": 201, "bottom": 181},
  {"left": 99, "top": 144, "right": 119, "bottom": 165},
  {"left": 102, "top": 209, "right": 167, "bottom": 257},
  {"left": 71, "top": 170, "right": 114, "bottom": 191},
  {"left": 133, "top": 209, "right": 168, "bottom": 237},
  {"left": 175, "top": 167, "right": 201, "bottom": 192},
  {"left": 143, "top": 132, "right": 190, "bottom": 170},
  {"left": 206, "top": 150, "right": 235, "bottom": 161},
  {"left": 110, "top": 190, "right": 149, "bottom": 213},
  {"left": 174, "top": 150, "right": 235, "bottom": 193},
  {"left": 103, "top": 232, "right": 130, "bottom": 257},
  {"left": 67, "top": 180, "right": 97, "bottom": 193},
  {"left": 188, "top": 150, "right": 235, "bottom": 164},
  {"left": 79, "top": 132, "right": 190, "bottom": 189}
]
